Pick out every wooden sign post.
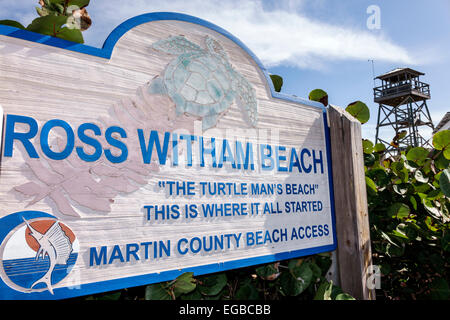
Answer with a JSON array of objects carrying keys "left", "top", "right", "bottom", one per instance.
[
  {"left": 328, "top": 105, "right": 375, "bottom": 300},
  {"left": 0, "top": 12, "right": 373, "bottom": 300}
]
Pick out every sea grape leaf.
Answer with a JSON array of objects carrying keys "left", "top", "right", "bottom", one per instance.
[
  {"left": 362, "top": 139, "right": 374, "bottom": 154},
  {"left": 364, "top": 153, "right": 376, "bottom": 167},
  {"left": 26, "top": 15, "right": 85, "bottom": 43},
  {"left": 392, "top": 161, "right": 409, "bottom": 183},
  {"left": 0, "top": 20, "right": 26, "bottom": 29},
  {"left": 434, "top": 151, "right": 450, "bottom": 169},
  {"left": 308, "top": 89, "right": 328, "bottom": 107},
  {"left": 367, "top": 168, "right": 390, "bottom": 188},
  {"left": 409, "top": 196, "right": 417, "bottom": 210},
  {"left": 198, "top": 273, "right": 227, "bottom": 296},
  {"left": 270, "top": 74, "right": 283, "bottom": 92},
  {"left": 313, "top": 280, "right": 333, "bottom": 300},
  {"left": 439, "top": 169, "right": 450, "bottom": 198},
  {"left": 145, "top": 283, "right": 172, "bottom": 300},
  {"left": 373, "top": 143, "right": 386, "bottom": 153},
  {"left": 173, "top": 272, "right": 196, "bottom": 296},
  {"left": 256, "top": 263, "right": 280, "bottom": 280},
  {"left": 335, "top": 293, "right": 356, "bottom": 300},
  {"left": 235, "top": 279, "right": 260, "bottom": 300},
  {"left": 280, "top": 261, "right": 313, "bottom": 296},
  {"left": 433, "top": 130, "right": 450, "bottom": 160},
  {"left": 388, "top": 203, "right": 410, "bottom": 219},
  {"left": 406, "top": 147, "right": 429, "bottom": 163},
  {"left": 26, "top": 15, "right": 67, "bottom": 35},
  {"left": 57, "top": 27, "right": 84, "bottom": 43},
  {"left": 365, "top": 176, "right": 378, "bottom": 193},
  {"left": 345, "top": 101, "right": 370, "bottom": 124}
]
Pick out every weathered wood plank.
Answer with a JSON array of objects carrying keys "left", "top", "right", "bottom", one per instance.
[{"left": 328, "top": 105, "right": 375, "bottom": 300}]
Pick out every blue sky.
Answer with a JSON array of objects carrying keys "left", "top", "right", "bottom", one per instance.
[{"left": 1, "top": 0, "right": 449, "bottom": 142}]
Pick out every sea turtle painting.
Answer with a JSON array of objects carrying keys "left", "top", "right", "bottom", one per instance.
[{"left": 149, "top": 35, "right": 258, "bottom": 130}]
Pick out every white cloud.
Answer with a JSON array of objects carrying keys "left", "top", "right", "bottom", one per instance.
[
  {"left": 0, "top": 1, "right": 415, "bottom": 69},
  {"left": 81, "top": 0, "right": 415, "bottom": 70}
]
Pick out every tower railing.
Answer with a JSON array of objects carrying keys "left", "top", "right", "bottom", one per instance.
[{"left": 374, "top": 79, "right": 430, "bottom": 101}]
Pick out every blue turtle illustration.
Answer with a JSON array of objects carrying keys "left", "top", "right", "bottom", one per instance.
[{"left": 149, "top": 35, "right": 258, "bottom": 130}]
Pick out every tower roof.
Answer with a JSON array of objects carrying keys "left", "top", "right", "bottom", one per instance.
[
  {"left": 375, "top": 68, "right": 425, "bottom": 81},
  {"left": 433, "top": 112, "right": 450, "bottom": 134}
]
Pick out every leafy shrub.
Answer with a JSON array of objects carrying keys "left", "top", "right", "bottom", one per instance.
[
  {"left": 0, "top": 0, "right": 91, "bottom": 43},
  {"left": 345, "top": 99, "right": 450, "bottom": 300},
  {"left": 83, "top": 254, "right": 354, "bottom": 301},
  {"left": 364, "top": 133, "right": 450, "bottom": 300}
]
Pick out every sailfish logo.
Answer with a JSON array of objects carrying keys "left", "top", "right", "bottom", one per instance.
[{"left": 22, "top": 218, "right": 73, "bottom": 294}]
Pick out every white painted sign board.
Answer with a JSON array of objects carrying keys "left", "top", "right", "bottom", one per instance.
[{"left": 0, "top": 12, "right": 336, "bottom": 299}]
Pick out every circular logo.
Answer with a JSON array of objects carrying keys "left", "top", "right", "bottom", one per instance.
[{"left": 0, "top": 211, "right": 78, "bottom": 295}]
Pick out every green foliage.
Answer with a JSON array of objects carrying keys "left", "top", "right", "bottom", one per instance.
[
  {"left": 197, "top": 273, "right": 227, "bottom": 297},
  {"left": 345, "top": 101, "right": 370, "bottom": 124},
  {"left": 363, "top": 139, "right": 374, "bottom": 154},
  {"left": 37, "top": 0, "right": 90, "bottom": 14},
  {"left": 433, "top": 130, "right": 450, "bottom": 160},
  {"left": 0, "top": 20, "right": 25, "bottom": 29},
  {"left": 364, "top": 130, "right": 450, "bottom": 300},
  {"left": 440, "top": 169, "right": 450, "bottom": 197},
  {"left": 0, "top": 0, "right": 91, "bottom": 43},
  {"left": 162, "top": 255, "right": 337, "bottom": 300},
  {"left": 279, "top": 259, "right": 314, "bottom": 296},
  {"left": 406, "top": 147, "right": 429, "bottom": 163},
  {"left": 26, "top": 15, "right": 83, "bottom": 43},
  {"left": 374, "top": 143, "right": 386, "bottom": 153},
  {"left": 322, "top": 93, "right": 449, "bottom": 300},
  {"left": 26, "top": 15, "right": 67, "bottom": 33},
  {"left": 270, "top": 74, "right": 283, "bottom": 92},
  {"left": 308, "top": 89, "right": 328, "bottom": 107},
  {"left": 335, "top": 292, "right": 356, "bottom": 300},
  {"left": 313, "top": 280, "right": 333, "bottom": 300},
  {"left": 313, "top": 280, "right": 356, "bottom": 300},
  {"left": 145, "top": 272, "right": 197, "bottom": 300},
  {"left": 84, "top": 254, "right": 351, "bottom": 301}
]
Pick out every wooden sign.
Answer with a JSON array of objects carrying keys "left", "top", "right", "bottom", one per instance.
[{"left": 0, "top": 12, "right": 337, "bottom": 299}]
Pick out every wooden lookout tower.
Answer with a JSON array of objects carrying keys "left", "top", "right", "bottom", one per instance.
[{"left": 374, "top": 68, "right": 434, "bottom": 153}]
